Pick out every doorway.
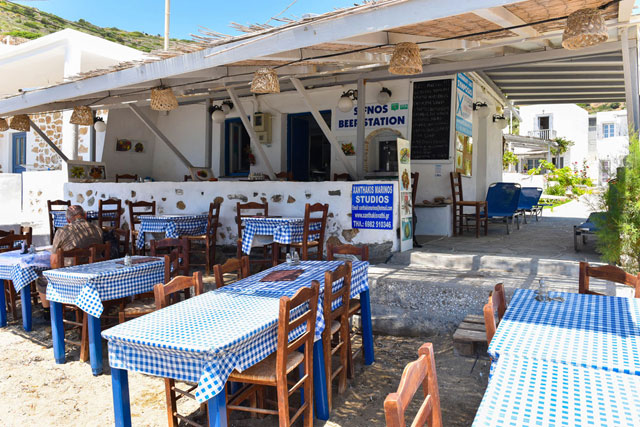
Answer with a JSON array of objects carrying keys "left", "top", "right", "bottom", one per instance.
[
  {"left": 287, "top": 111, "right": 331, "bottom": 181},
  {"left": 224, "top": 118, "right": 251, "bottom": 177},
  {"left": 12, "top": 132, "right": 26, "bottom": 173}
]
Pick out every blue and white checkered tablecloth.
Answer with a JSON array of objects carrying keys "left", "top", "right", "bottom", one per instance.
[
  {"left": 489, "top": 289, "right": 640, "bottom": 376},
  {"left": 51, "top": 210, "right": 106, "bottom": 228},
  {"left": 43, "top": 257, "right": 165, "bottom": 318},
  {"left": 0, "top": 250, "right": 51, "bottom": 292},
  {"left": 473, "top": 353, "right": 640, "bottom": 426},
  {"left": 241, "top": 217, "right": 322, "bottom": 254},
  {"left": 136, "top": 214, "right": 208, "bottom": 250},
  {"left": 102, "top": 260, "right": 368, "bottom": 403}
]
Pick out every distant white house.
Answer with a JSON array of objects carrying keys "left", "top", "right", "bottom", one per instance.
[
  {"left": 0, "top": 29, "right": 147, "bottom": 173},
  {"left": 517, "top": 104, "right": 628, "bottom": 185}
]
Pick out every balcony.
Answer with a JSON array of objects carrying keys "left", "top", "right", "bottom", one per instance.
[{"left": 527, "top": 129, "right": 557, "bottom": 140}]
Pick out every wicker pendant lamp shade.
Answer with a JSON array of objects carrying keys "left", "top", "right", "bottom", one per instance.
[
  {"left": 250, "top": 67, "right": 280, "bottom": 94},
  {"left": 0, "top": 118, "right": 8, "bottom": 132},
  {"left": 562, "top": 8, "right": 608, "bottom": 50},
  {"left": 389, "top": 42, "right": 423, "bottom": 75},
  {"left": 150, "top": 87, "right": 179, "bottom": 111},
  {"left": 10, "top": 115, "right": 30, "bottom": 132},
  {"left": 69, "top": 106, "right": 94, "bottom": 126}
]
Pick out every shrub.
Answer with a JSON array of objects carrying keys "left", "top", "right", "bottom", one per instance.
[
  {"left": 545, "top": 185, "right": 565, "bottom": 196},
  {"left": 503, "top": 150, "right": 518, "bottom": 170},
  {"left": 4, "top": 30, "right": 41, "bottom": 39},
  {"left": 23, "top": 21, "right": 40, "bottom": 29}
]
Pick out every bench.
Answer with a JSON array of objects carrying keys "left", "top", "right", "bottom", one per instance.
[{"left": 452, "top": 314, "right": 488, "bottom": 356}]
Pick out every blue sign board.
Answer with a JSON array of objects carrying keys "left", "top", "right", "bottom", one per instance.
[{"left": 351, "top": 184, "right": 394, "bottom": 230}]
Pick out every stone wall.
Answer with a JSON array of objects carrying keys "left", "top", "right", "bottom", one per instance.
[{"left": 64, "top": 180, "right": 399, "bottom": 258}]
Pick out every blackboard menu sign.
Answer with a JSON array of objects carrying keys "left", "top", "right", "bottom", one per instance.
[{"left": 410, "top": 79, "right": 452, "bottom": 160}]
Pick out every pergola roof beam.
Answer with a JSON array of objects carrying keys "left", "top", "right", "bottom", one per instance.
[{"left": 474, "top": 6, "right": 540, "bottom": 38}]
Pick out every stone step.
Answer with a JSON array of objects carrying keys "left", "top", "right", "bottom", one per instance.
[{"left": 386, "top": 250, "right": 580, "bottom": 277}]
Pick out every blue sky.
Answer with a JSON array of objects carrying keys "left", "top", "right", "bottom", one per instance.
[{"left": 15, "top": 0, "right": 357, "bottom": 39}]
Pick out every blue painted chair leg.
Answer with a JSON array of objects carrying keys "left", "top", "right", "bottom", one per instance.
[
  {"left": 111, "top": 368, "right": 132, "bottom": 427},
  {"left": 20, "top": 286, "right": 32, "bottom": 332},
  {"left": 0, "top": 280, "right": 6, "bottom": 327},
  {"left": 313, "top": 340, "right": 329, "bottom": 420},
  {"left": 50, "top": 301, "right": 65, "bottom": 364},
  {"left": 87, "top": 314, "right": 103, "bottom": 375},
  {"left": 359, "top": 290, "right": 375, "bottom": 365},
  {"left": 207, "top": 391, "right": 228, "bottom": 427}
]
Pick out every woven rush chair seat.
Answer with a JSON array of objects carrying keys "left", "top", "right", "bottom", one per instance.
[
  {"left": 120, "top": 297, "right": 156, "bottom": 316},
  {"left": 230, "top": 351, "right": 305, "bottom": 384}
]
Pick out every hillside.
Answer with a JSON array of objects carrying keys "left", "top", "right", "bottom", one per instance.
[{"left": 0, "top": 0, "right": 187, "bottom": 52}]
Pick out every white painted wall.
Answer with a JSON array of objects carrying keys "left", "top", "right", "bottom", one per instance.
[
  {"left": 594, "top": 110, "right": 629, "bottom": 183},
  {"left": 22, "top": 170, "right": 66, "bottom": 224},
  {"left": 0, "top": 173, "right": 21, "bottom": 223},
  {"left": 64, "top": 180, "right": 400, "bottom": 251}
]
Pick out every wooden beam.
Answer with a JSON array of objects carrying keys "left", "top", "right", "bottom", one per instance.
[
  {"left": 127, "top": 104, "right": 194, "bottom": 168},
  {"left": 618, "top": 0, "right": 635, "bottom": 23},
  {"left": 620, "top": 27, "right": 639, "bottom": 130},
  {"left": 290, "top": 77, "right": 357, "bottom": 178},
  {"left": 28, "top": 118, "right": 69, "bottom": 162},
  {"left": 474, "top": 7, "right": 540, "bottom": 38},
  {"left": 226, "top": 87, "right": 276, "bottom": 180}
]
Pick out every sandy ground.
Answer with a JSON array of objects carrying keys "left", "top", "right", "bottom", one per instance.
[{"left": 0, "top": 307, "right": 489, "bottom": 426}]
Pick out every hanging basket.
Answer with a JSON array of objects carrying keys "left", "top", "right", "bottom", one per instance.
[
  {"left": 69, "top": 106, "right": 94, "bottom": 126},
  {"left": 150, "top": 87, "right": 178, "bottom": 111},
  {"left": 0, "top": 118, "right": 8, "bottom": 132},
  {"left": 562, "top": 8, "right": 608, "bottom": 50},
  {"left": 389, "top": 42, "right": 423, "bottom": 75},
  {"left": 250, "top": 68, "right": 280, "bottom": 94},
  {"left": 10, "top": 115, "right": 30, "bottom": 132}
]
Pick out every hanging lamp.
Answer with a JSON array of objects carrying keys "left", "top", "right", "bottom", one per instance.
[
  {"left": 0, "top": 118, "right": 8, "bottom": 132},
  {"left": 250, "top": 68, "right": 280, "bottom": 94},
  {"left": 10, "top": 115, "right": 30, "bottom": 132},
  {"left": 150, "top": 87, "right": 179, "bottom": 111},
  {"left": 389, "top": 42, "right": 423, "bottom": 75},
  {"left": 94, "top": 117, "right": 107, "bottom": 132},
  {"left": 69, "top": 106, "right": 94, "bottom": 126},
  {"left": 562, "top": 8, "right": 608, "bottom": 50}
]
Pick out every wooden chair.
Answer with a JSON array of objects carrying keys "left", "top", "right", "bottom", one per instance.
[
  {"left": 126, "top": 200, "right": 156, "bottom": 255},
  {"left": 115, "top": 174, "right": 138, "bottom": 183},
  {"left": 450, "top": 172, "right": 487, "bottom": 238},
  {"left": 89, "top": 242, "right": 111, "bottom": 264},
  {"left": 112, "top": 228, "right": 130, "bottom": 257},
  {"left": 290, "top": 203, "right": 328, "bottom": 261},
  {"left": 322, "top": 261, "right": 352, "bottom": 411},
  {"left": 327, "top": 244, "right": 369, "bottom": 378},
  {"left": 184, "top": 174, "right": 193, "bottom": 182},
  {"left": 275, "top": 171, "right": 293, "bottom": 181},
  {"left": 227, "top": 281, "right": 319, "bottom": 427},
  {"left": 152, "top": 272, "right": 206, "bottom": 427},
  {"left": 579, "top": 262, "right": 640, "bottom": 298},
  {"left": 98, "top": 198, "right": 122, "bottom": 230},
  {"left": 185, "top": 201, "right": 221, "bottom": 275},
  {"left": 333, "top": 173, "right": 351, "bottom": 181},
  {"left": 384, "top": 343, "right": 443, "bottom": 427},
  {"left": 483, "top": 283, "right": 507, "bottom": 345},
  {"left": 0, "top": 229, "right": 14, "bottom": 238},
  {"left": 47, "top": 199, "right": 71, "bottom": 244},
  {"left": 236, "top": 201, "right": 272, "bottom": 269},
  {"left": 150, "top": 238, "right": 190, "bottom": 278},
  {"left": 411, "top": 172, "right": 420, "bottom": 246},
  {"left": 213, "top": 256, "right": 250, "bottom": 289}
]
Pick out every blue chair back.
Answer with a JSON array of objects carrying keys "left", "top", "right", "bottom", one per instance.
[
  {"left": 517, "top": 187, "right": 543, "bottom": 210},
  {"left": 486, "top": 183, "right": 521, "bottom": 217}
]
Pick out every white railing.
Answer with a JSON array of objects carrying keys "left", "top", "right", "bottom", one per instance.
[{"left": 527, "top": 129, "right": 557, "bottom": 140}]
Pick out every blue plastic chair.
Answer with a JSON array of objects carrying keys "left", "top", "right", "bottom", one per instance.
[
  {"left": 574, "top": 212, "right": 606, "bottom": 252},
  {"left": 485, "top": 182, "right": 522, "bottom": 234},
  {"left": 517, "top": 187, "right": 545, "bottom": 223}
]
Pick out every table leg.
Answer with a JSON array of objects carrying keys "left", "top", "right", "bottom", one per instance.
[
  {"left": 50, "top": 301, "right": 65, "bottom": 364},
  {"left": 20, "top": 286, "right": 32, "bottom": 332},
  {"left": 207, "top": 391, "right": 228, "bottom": 427},
  {"left": 111, "top": 368, "right": 132, "bottom": 427},
  {"left": 87, "top": 314, "right": 104, "bottom": 375},
  {"left": 272, "top": 242, "right": 280, "bottom": 267},
  {"left": 312, "top": 340, "right": 329, "bottom": 420},
  {"left": 360, "top": 290, "right": 375, "bottom": 365},
  {"left": 0, "top": 280, "right": 6, "bottom": 327}
]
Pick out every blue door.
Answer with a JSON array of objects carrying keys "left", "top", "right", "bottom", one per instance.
[
  {"left": 289, "top": 116, "right": 310, "bottom": 181},
  {"left": 12, "top": 132, "right": 26, "bottom": 173}
]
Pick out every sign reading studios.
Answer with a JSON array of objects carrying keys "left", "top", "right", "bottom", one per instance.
[
  {"left": 351, "top": 183, "right": 394, "bottom": 230},
  {"left": 336, "top": 102, "right": 409, "bottom": 130}
]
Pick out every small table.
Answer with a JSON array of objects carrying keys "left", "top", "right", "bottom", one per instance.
[
  {"left": 0, "top": 249, "right": 50, "bottom": 331},
  {"left": 241, "top": 217, "right": 321, "bottom": 262},
  {"left": 135, "top": 214, "right": 208, "bottom": 250},
  {"left": 43, "top": 256, "right": 165, "bottom": 375},
  {"left": 489, "top": 289, "right": 640, "bottom": 376},
  {"left": 103, "top": 260, "right": 374, "bottom": 426},
  {"left": 473, "top": 353, "right": 640, "bottom": 426}
]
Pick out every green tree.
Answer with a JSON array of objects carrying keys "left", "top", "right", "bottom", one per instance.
[
  {"left": 596, "top": 131, "right": 640, "bottom": 272},
  {"left": 551, "top": 137, "right": 574, "bottom": 157},
  {"left": 503, "top": 150, "right": 518, "bottom": 170}
]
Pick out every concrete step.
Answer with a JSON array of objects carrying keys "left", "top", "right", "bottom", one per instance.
[{"left": 386, "top": 250, "right": 581, "bottom": 277}]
